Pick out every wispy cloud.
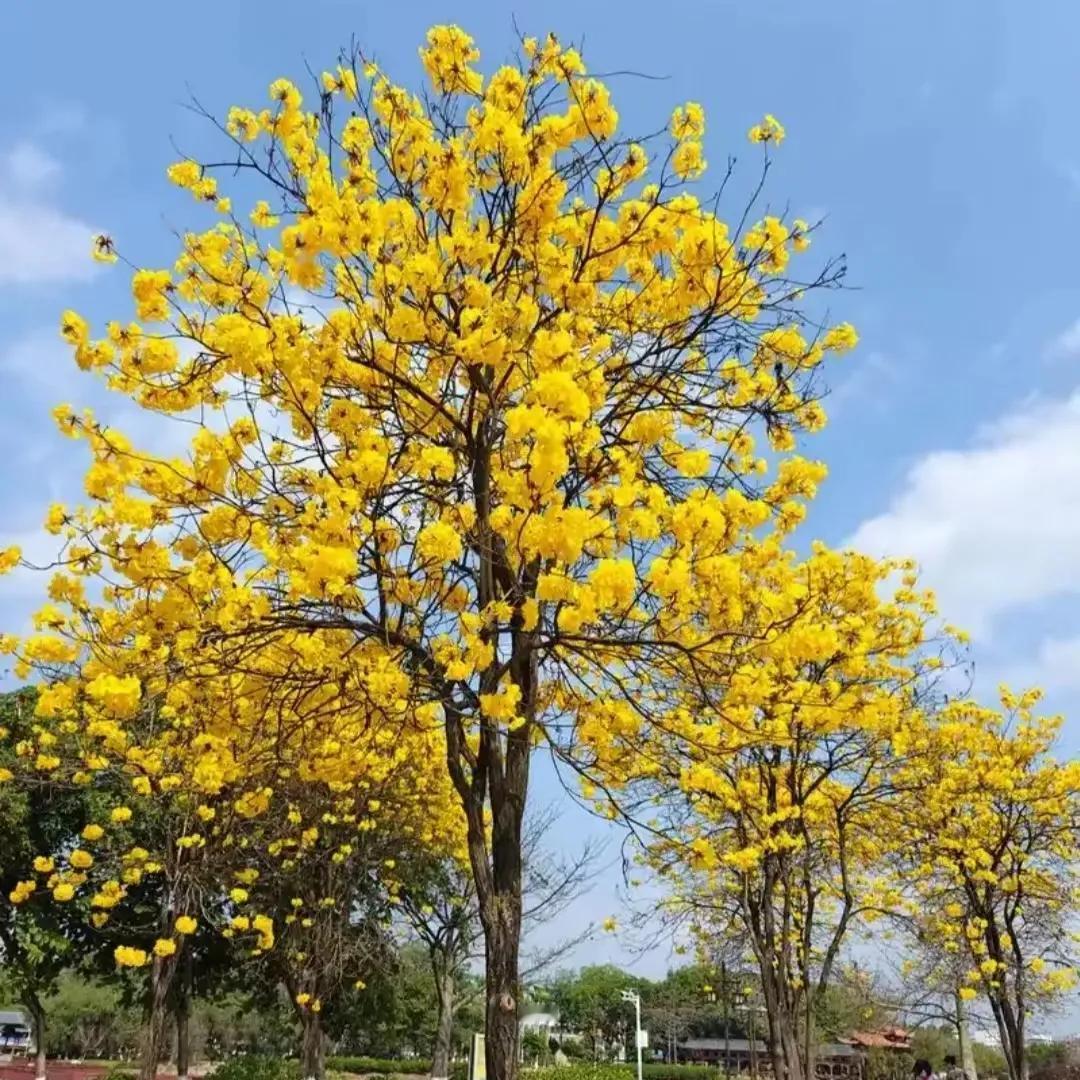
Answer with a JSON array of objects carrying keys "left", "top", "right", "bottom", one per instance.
[
  {"left": 1002, "top": 634, "right": 1080, "bottom": 696},
  {"left": 0, "top": 137, "right": 97, "bottom": 286},
  {"left": 3, "top": 142, "right": 62, "bottom": 190},
  {"left": 1047, "top": 317, "right": 1080, "bottom": 361},
  {"left": 826, "top": 350, "right": 902, "bottom": 417}
]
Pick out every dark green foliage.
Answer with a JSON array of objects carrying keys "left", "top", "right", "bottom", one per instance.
[
  {"left": 503, "top": 1066, "right": 727, "bottom": 1080},
  {"left": 1029, "top": 1043, "right": 1072, "bottom": 1074},
  {"left": 812, "top": 981, "right": 892, "bottom": 1044},
  {"left": 541, "top": 965, "right": 647, "bottom": 1060},
  {"left": 326, "top": 942, "right": 481, "bottom": 1060},
  {"left": 327, "top": 1057, "right": 435, "bottom": 1075},
  {"left": 908, "top": 1026, "right": 1009, "bottom": 1079},
  {"left": 41, "top": 974, "right": 141, "bottom": 1058},
  {"left": 0, "top": 687, "right": 96, "bottom": 1052},
  {"left": 209, "top": 1055, "right": 301, "bottom": 1080}
]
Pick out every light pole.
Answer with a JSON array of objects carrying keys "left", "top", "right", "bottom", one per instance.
[{"left": 621, "top": 990, "right": 643, "bottom": 1080}]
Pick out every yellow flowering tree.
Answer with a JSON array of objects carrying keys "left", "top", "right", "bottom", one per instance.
[
  {"left": 894, "top": 694, "right": 1080, "bottom": 1080},
  {"left": 611, "top": 548, "right": 941, "bottom": 1080},
  {"left": 230, "top": 753, "right": 461, "bottom": 1080},
  {"left": 0, "top": 675, "right": 459, "bottom": 1080},
  {"left": 1, "top": 24, "right": 857, "bottom": 1079}
]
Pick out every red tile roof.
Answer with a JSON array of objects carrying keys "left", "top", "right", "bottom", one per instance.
[{"left": 844, "top": 1028, "right": 912, "bottom": 1051}]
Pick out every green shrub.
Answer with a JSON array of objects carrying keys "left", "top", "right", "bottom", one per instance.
[
  {"left": 327, "top": 1056, "right": 437, "bottom": 1076},
  {"left": 210, "top": 1054, "right": 301, "bottom": 1080},
  {"left": 101, "top": 1067, "right": 138, "bottom": 1080},
  {"left": 518, "top": 1067, "right": 721, "bottom": 1080},
  {"left": 327, "top": 1056, "right": 720, "bottom": 1080}
]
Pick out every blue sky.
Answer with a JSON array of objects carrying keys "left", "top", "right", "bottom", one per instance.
[{"left": 4, "top": 0, "right": 1080, "bottom": 1027}]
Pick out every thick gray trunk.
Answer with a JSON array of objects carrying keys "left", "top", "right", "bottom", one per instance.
[
  {"left": 956, "top": 991, "right": 978, "bottom": 1080},
  {"left": 27, "top": 995, "right": 47, "bottom": 1080},
  {"left": 431, "top": 968, "right": 455, "bottom": 1080},
  {"left": 175, "top": 968, "right": 190, "bottom": 1080},
  {"left": 140, "top": 955, "right": 173, "bottom": 1080},
  {"left": 301, "top": 1011, "right": 325, "bottom": 1080}
]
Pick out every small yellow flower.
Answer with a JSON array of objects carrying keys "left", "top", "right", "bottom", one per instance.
[
  {"left": 114, "top": 946, "right": 149, "bottom": 968},
  {"left": 91, "top": 234, "right": 118, "bottom": 264},
  {"left": 748, "top": 113, "right": 785, "bottom": 145}
]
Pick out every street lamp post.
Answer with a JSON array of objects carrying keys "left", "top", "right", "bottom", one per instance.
[
  {"left": 721, "top": 960, "right": 729, "bottom": 1079},
  {"left": 621, "top": 990, "right": 643, "bottom": 1080}
]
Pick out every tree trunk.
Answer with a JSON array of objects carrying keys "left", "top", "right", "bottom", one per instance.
[
  {"left": 779, "top": 1017, "right": 806, "bottom": 1080},
  {"left": 140, "top": 954, "right": 174, "bottom": 1080},
  {"left": 450, "top": 426, "right": 531, "bottom": 1080},
  {"left": 756, "top": 962, "right": 804, "bottom": 1080},
  {"left": 300, "top": 1011, "right": 325, "bottom": 1080},
  {"left": 431, "top": 966, "right": 456, "bottom": 1080},
  {"left": 482, "top": 899, "right": 522, "bottom": 1080},
  {"left": 26, "top": 993, "right": 47, "bottom": 1080},
  {"left": 803, "top": 987, "right": 815, "bottom": 1080},
  {"left": 955, "top": 991, "right": 977, "bottom": 1080},
  {"left": 989, "top": 994, "right": 1026, "bottom": 1080},
  {"left": 175, "top": 948, "right": 192, "bottom": 1080}
]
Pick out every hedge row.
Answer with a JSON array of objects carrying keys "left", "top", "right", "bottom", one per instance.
[
  {"left": 327, "top": 1057, "right": 459, "bottom": 1077},
  {"left": 209, "top": 1055, "right": 726, "bottom": 1080},
  {"left": 328, "top": 1059, "right": 430, "bottom": 1074},
  {"left": 520, "top": 1067, "right": 723, "bottom": 1080}
]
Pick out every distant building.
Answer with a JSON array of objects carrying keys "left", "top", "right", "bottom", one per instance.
[
  {"left": 0, "top": 1009, "right": 32, "bottom": 1055},
  {"left": 676, "top": 1029, "right": 910, "bottom": 1079},
  {"left": 519, "top": 1012, "right": 561, "bottom": 1035},
  {"left": 676, "top": 1036, "right": 769, "bottom": 1070},
  {"left": 676, "top": 1037, "right": 863, "bottom": 1076},
  {"left": 971, "top": 1027, "right": 1053, "bottom": 1049},
  {"left": 518, "top": 1012, "right": 582, "bottom": 1046}
]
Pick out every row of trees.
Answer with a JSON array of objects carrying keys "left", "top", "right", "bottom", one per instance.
[
  {"left": 529, "top": 961, "right": 1029, "bottom": 1080},
  {"left": 0, "top": 19, "right": 1076, "bottom": 1080},
  {"left": 0, "top": 681, "right": 600, "bottom": 1078},
  {"left": 0, "top": 945, "right": 485, "bottom": 1066}
]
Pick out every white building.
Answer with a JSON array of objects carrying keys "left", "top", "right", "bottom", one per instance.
[
  {"left": 519, "top": 1012, "right": 561, "bottom": 1035},
  {"left": 970, "top": 1027, "right": 1053, "bottom": 1049},
  {"left": 0, "top": 1009, "right": 32, "bottom": 1055}
]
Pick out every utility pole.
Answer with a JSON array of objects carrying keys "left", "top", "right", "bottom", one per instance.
[
  {"left": 622, "top": 989, "right": 643, "bottom": 1080},
  {"left": 722, "top": 960, "right": 730, "bottom": 1079}
]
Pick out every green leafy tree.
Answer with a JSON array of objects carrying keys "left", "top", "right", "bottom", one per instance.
[
  {"left": 0, "top": 689, "right": 93, "bottom": 1079},
  {"left": 545, "top": 966, "right": 645, "bottom": 1061}
]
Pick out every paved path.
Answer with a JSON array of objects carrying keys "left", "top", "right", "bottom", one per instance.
[{"left": 0, "top": 1066, "right": 112, "bottom": 1080}]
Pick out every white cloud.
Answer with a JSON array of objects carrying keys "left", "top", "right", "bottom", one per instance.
[
  {"left": 0, "top": 329, "right": 69, "bottom": 389},
  {"left": 3, "top": 142, "right": 61, "bottom": 190},
  {"left": 0, "top": 200, "right": 97, "bottom": 286},
  {"left": 828, "top": 350, "right": 902, "bottom": 416},
  {"left": 847, "top": 390, "right": 1080, "bottom": 639},
  {"left": 1048, "top": 318, "right": 1080, "bottom": 360},
  {"left": 0, "top": 138, "right": 97, "bottom": 286},
  {"left": 1004, "top": 634, "right": 1080, "bottom": 695}
]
